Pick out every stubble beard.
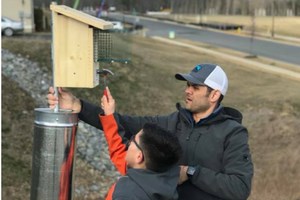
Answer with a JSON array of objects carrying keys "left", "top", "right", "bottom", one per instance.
[{"left": 185, "top": 100, "right": 210, "bottom": 114}]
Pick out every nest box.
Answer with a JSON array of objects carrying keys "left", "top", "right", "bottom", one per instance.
[{"left": 50, "top": 3, "right": 113, "bottom": 88}]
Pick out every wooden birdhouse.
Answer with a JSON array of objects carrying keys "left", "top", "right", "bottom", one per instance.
[{"left": 50, "top": 3, "right": 113, "bottom": 88}]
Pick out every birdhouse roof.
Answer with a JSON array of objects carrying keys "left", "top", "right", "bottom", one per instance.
[{"left": 50, "top": 4, "right": 113, "bottom": 30}]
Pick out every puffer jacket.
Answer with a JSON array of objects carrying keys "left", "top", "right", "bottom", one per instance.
[{"left": 80, "top": 101, "right": 254, "bottom": 200}]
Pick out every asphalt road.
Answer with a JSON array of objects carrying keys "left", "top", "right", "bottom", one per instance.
[{"left": 109, "top": 13, "right": 300, "bottom": 66}]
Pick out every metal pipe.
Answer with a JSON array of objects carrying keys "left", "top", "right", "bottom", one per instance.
[
  {"left": 30, "top": 108, "right": 78, "bottom": 200},
  {"left": 51, "top": 2, "right": 59, "bottom": 113},
  {"left": 53, "top": 87, "right": 59, "bottom": 113}
]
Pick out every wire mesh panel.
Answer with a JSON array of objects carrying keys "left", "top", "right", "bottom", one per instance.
[
  {"left": 93, "top": 28, "right": 133, "bottom": 88},
  {"left": 93, "top": 29, "right": 112, "bottom": 63},
  {"left": 93, "top": 28, "right": 131, "bottom": 64}
]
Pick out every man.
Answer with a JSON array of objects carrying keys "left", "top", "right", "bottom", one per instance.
[
  {"left": 48, "top": 63, "right": 254, "bottom": 200},
  {"left": 99, "top": 88, "right": 182, "bottom": 200}
]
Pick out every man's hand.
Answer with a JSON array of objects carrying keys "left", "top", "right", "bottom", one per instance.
[
  {"left": 47, "top": 87, "right": 81, "bottom": 113},
  {"left": 178, "top": 165, "right": 189, "bottom": 185},
  {"left": 101, "top": 87, "right": 115, "bottom": 115}
]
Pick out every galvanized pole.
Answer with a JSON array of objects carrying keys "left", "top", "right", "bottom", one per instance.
[
  {"left": 30, "top": 108, "right": 78, "bottom": 200},
  {"left": 51, "top": 1, "right": 59, "bottom": 113},
  {"left": 30, "top": 2, "right": 78, "bottom": 200}
]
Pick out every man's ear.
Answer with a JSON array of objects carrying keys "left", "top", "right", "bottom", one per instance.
[{"left": 210, "top": 90, "right": 221, "bottom": 103}]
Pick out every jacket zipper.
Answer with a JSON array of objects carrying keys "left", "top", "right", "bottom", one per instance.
[{"left": 186, "top": 126, "right": 194, "bottom": 141}]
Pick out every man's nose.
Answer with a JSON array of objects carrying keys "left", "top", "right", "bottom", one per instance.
[{"left": 185, "top": 86, "right": 192, "bottom": 94}]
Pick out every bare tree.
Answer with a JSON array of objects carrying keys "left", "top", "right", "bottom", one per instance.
[{"left": 33, "top": 0, "right": 300, "bottom": 15}]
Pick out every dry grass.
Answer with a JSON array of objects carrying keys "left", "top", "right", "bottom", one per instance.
[
  {"left": 2, "top": 33, "right": 300, "bottom": 199},
  {"left": 203, "top": 15, "right": 300, "bottom": 37},
  {"left": 159, "top": 14, "right": 300, "bottom": 38}
]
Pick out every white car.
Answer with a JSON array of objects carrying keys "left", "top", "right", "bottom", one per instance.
[
  {"left": 2, "top": 17, "right": 23, "bottom": 36},
  {"left": 111, "top": 21, "right": 124, "bottom": 31}
]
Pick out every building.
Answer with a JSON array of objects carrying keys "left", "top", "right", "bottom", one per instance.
[{"left": 2, "top": 0, "right": 35, "bottom": 33}]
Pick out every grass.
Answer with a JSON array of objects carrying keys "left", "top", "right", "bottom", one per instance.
[
  {"left": 1, "top": 75, "right": 34, "bottom": 200},
  {"left": 2, "top": 32, "right": 300, "bottom": 199},
  {"left": 204, "top": 15, "right": 300, "bottom": 38},
  {"left": 157, "top": 14, "right": 300, "bottom": 38}
]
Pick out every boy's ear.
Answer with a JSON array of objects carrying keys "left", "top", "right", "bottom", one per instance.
[{"left": 136, "top": 151, "right": 144, "bottom": 164}]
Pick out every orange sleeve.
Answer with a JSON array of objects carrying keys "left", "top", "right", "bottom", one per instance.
[
  {"left": 105, "top": 183, "right": 116, "bottom": 200},
  {"left": 99, "top": 114, "right": 127, "bottom": 175}
]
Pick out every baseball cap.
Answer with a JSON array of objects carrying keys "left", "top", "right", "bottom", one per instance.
[{"left": 175, "top": 64, "right": 228, "bottom": 96}]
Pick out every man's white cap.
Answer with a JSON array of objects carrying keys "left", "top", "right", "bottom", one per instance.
[{"left": 175, "top": 64, "right": 228, "bottom": 96}]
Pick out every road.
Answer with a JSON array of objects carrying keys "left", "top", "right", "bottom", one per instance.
[{"left": 109, "top": 13, "right": 300, "bottom": 66}]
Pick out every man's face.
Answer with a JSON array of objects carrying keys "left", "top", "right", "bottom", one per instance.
[
  {"left": 125, "top": 130, "right": 144, "bottom": 168},
  {"left": 184, "top": 82, "right": 212, "bottom": 113}
]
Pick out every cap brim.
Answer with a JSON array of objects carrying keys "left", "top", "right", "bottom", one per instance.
[{"left": 175, "top": 73, "right": 203, "bottom": 84}]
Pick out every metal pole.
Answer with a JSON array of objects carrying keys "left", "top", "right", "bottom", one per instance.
[
  {"left": 271, "top": 0, "right": 275, "bottom": 37},
  {"left": 30, "top": 3, "right": 79, "bottom": 199},
  {"left": 30, "top": 108, "right": 78, "bottom": 200},
  {"left": 51, "top": 1, "right": 59, "bottom": 113}
]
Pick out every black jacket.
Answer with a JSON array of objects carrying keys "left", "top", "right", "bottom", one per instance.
[
  {"left": 79, "top": 101, "right": 254, "bottom": 200},
  {"left": 113, "top": 167, "right": 180, "bottom": 200}
]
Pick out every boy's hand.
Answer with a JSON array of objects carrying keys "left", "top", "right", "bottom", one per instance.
[{"left": 101, "top": 87, "right": 115, "bottom": 115}]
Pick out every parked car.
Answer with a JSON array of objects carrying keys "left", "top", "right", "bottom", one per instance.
[
  {"left": 108, "top": 6, "right": 116, "bottom": 12},
  {"left": 1, "top": 17, "right": 23, "bottom": 36},
  {"left": 111, "top": 21, "right": 124, "bottom": 31}
]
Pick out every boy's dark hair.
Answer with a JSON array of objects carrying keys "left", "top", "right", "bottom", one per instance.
[{"left": 139, "top": 123, "right": 182, "bottom": 173}]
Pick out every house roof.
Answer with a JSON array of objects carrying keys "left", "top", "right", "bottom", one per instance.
[{"left": 50, "top": 4, "right": 113, "bottom": 30}]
